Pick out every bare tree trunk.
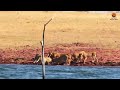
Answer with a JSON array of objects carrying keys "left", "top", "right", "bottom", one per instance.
[{"left": 41, "top": 18, "right": 52, "bottom": 79}]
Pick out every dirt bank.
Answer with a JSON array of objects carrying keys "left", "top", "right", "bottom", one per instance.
[{"left": 0, "top": 43, "right": 120, "bottom": 66}]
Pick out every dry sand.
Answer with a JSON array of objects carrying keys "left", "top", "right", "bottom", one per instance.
[{"left": 0, "top": 11, "right": 120, "bottom": 49}]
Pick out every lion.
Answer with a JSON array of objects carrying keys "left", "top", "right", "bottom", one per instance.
[
  {"left": 48, "top": 52, "right": 72, "bottom": 65},
  {"left": 33, "top": 54, "right": 52, "bottom": 65},
  {"left": 91, "top": 52, "right": 98, "bottom": 63},
  {"left": 48, "top": 52, "right": 61, "bottom": 60},
  {"left": 78, "top": 51, "right": 88, "bottom": 64}
]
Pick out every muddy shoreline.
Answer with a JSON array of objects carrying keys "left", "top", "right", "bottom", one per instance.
[{"left": 0, "top": 43, "right": 120, "bottom": 66}]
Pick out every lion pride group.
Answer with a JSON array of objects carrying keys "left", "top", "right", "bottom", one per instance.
[{"left": 33, "top": 51, "right": 98, "bottom": 65}]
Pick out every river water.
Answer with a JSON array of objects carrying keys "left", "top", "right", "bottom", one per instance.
[{"left": 0, "top": 64, "right": 120, "bottom": 79}]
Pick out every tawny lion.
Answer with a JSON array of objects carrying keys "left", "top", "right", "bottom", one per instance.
[
  {"left": 78, "top": 51, "right": 88, "bottom": 64},
  {"left": 33, "top": 54, "right": 52, "bottom": 65},
  {"left": 48, "top": 52, "right": 61, "bottom": 60},
  {"left": 48, "top": 52, "right": 72, "bottom": 65},
  {"left": 91, "top": 52, "right": 98, "bottom": 63}
]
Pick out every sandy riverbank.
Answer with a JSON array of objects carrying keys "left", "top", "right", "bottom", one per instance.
[
  {"left": 0, "top": 43, "right": 120, "bottom": 66},
  {"left": 0, "top": 11, "right": 120, "bottom": 66}
]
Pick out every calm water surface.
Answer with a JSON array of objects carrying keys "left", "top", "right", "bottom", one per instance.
[{"left": 0, "top": 64, "right": 120, "bottom": 79}]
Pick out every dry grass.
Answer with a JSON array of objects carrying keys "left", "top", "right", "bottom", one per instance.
[{"left": 0, "top": 11, "right": 120, "bottom": 49}]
